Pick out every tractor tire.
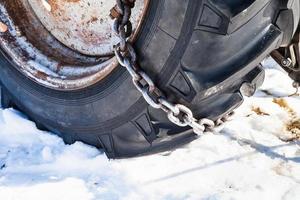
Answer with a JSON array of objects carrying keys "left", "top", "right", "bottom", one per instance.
[{"left": 0, "top": 0, "right": 299, "bottom": 158}]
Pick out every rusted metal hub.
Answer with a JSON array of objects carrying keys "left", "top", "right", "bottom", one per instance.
[
  {"left": 0, "top": 0, "right": 149, "bottom": 90},
  {"left": 28, "top": 0, "right": 145, "bottom": 56}
]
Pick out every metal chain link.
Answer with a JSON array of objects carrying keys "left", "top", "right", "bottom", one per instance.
[{"left": 110, "top": 0, "right": 215, "bottom": 134}]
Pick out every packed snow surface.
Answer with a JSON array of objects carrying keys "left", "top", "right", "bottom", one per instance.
[{"left": 0, "top": 59, "right": 299, "bottom": 200}]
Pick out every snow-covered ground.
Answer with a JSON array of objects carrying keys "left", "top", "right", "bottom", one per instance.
[{"left": 0, "top": 58, "right": 299, "bottom": 200}]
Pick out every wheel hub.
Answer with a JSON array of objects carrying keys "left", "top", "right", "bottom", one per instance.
[
  {"left": 28, "top": 0, "right": 146, "bottom": 56},
  {"left": 0, "top": 0, "right": 149, "bottom": 90}
]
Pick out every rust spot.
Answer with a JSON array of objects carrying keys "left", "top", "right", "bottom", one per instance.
[
  {"left": 110, "top": 6, "right": 122, "bottom": 19},
  {"left": 66, "top": 0, "right": 81, "bottom": 2},
  {"left": 0, "top": 21, "right": 8, "bottom": 33},
  {"left": 86, "top": 16, "right": 98, "bottom": 24},
  {"left": 76, "top": 27, "right": 108, "bottom": 45},
  {"left": 47, "top": 0, "right": 58, "bottom": 12},
  {"left": 35, "top": 71, "right": 48, "bottom": 80},
  {"left": 48, "top": 0, "right": 80, "bottom": 13}
]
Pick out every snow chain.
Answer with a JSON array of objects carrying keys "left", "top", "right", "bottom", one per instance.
[{"left": 110, "top": 0, "right": 215, "bottom": 134}]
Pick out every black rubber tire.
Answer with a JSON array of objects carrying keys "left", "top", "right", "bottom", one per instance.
[{"left": 0, "top": 0, "right": 298, "bottom": 158}]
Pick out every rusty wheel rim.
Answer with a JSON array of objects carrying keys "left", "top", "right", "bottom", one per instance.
[{"left": 0, "top": 0, "right": 149, "bottom": 90}]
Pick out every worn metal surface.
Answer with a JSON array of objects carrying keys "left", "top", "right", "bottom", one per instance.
[
  {"left": 28, "top": 0, "right": 146, "bottom": 56},
  {"left": 0, "top": 0, "right": 149, "bottom": 90}
]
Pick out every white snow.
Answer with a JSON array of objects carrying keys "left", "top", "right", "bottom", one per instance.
[{"left": 0, "top": 58, "right": 299, "bottom": 200}]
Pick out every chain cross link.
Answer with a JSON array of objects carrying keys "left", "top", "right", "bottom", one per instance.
[{"left": 110, "top": 0, "right": 215, "bottom": 135}]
